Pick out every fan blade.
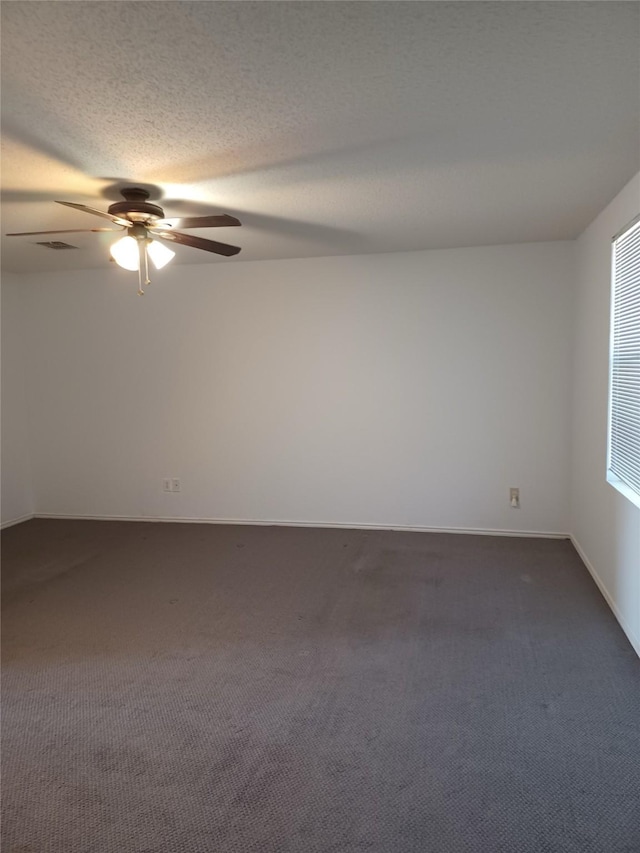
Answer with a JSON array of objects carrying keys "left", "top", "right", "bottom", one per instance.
[
  {"left": 152, "top": 229, "right": 241, "bottom": 257},
  {"left": 155, "top": 215, "right": 242, "bottom": 230},
  {"left": 55, "top": 200, "right": 130, "bottom": 226},
  {"left": 6, "top": 227, "right": 122, "bottom": 236}
]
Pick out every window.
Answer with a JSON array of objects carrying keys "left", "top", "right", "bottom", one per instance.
[{"left": 608, "top": 215, "right": 640, "bottom": 508}]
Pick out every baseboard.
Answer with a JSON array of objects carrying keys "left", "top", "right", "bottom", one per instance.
[
  {"left": 1, "top": 512, "right": 35, "bottom": 530},
  {"left": 33, "top": 512, "right": 569, "bottom": 539},
  {"left": 571, "top": 535, "right": 640, "bottom": 659}
]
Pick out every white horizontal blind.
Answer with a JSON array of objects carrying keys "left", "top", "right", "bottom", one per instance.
[{"left": 609, "top": 217, "right": 640, "bottom": 500}]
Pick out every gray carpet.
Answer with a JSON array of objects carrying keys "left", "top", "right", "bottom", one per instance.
[{"left": 2, "top": 520, "right": 639, "bottom": 853}]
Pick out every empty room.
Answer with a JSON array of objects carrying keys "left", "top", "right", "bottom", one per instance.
[{"left": 1, "top": 2, "right": 639, "bottom": 851}]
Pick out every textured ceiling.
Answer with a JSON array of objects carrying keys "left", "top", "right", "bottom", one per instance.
[{"left": 1, "top": 1, "right": 639, "bottom": 273}]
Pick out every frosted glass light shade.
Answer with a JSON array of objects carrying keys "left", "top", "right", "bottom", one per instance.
[
  {"left": 147, "top": 239, "right": 175, "bottom": 269},
  {"left": 110, "top": 235, "right": 139, "bottom": 271}
]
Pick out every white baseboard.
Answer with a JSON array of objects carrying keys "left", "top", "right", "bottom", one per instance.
[
  {"left": 32, "top": 512, "right": 569, "bottom": 539},
  {"left": 571, "top": 535, "right": 640, "bottom": 659},
  {"left": 1, "top": 512, "right": 35, "bottom": 530}
]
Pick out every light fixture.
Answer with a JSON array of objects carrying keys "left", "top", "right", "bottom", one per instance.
[
  {"left": 110, "top": 226, "right": 175, "bottom": 294},
  {"left": 147, "top": 239, "right": 175, "bottom": 270},
  {"left": 110, "top": 235, "right": 139, "bottom": 271}
]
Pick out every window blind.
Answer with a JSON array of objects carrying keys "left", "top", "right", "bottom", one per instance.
[{"left": 609, "top": 216, "right": 640, "bottom": 500}]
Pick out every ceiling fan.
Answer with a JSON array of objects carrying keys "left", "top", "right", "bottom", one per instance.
[{"left": 5, "top": 187, "right": 242, "bottom": 294}]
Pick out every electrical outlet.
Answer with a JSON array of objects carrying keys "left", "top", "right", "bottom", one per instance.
[
  {"left": 162, "top": 479, "right": 172, "bottom": 492},
  {"left": 510, "top": 487, "right": 520, "bottom": 509},
  {"left": 171, "top": 478, "right": 181, "bottom": 493}
]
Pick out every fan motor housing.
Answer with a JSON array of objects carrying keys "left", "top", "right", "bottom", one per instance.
[{"left": 108, "top": 188, "right": 165, "bottom": 224}]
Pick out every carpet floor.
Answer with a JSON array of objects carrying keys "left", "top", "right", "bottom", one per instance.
[{"left": 2, "top": 519, "right": 639, "bottom": 852}]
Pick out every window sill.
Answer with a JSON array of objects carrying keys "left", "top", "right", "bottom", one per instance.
[{"left": 606, "top": 473, "right": 640, "bottom": 511}]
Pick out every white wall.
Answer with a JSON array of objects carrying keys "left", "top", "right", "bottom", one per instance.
[
  {"left": 18, "top": 242, "right": 574, "bottom": 534},
  {"left": 571, "top": 173, "right": 640, "bottom": 656},
  {"left": 1, "top": 272, "right": 34, "bottom": 525}
]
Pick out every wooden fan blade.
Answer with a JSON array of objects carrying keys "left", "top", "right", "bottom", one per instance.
[
  {"left": 6, "top": 227, "right": 122, "bottom": 236},
  {"left": 56, "top": 200, "right": 130, "bottom": 226},
  {"left": 155, "top": 215, "right": 242, "bottom": 230},
  {"left": 152, "top": 229, "right": 241, "bottom": 257}
]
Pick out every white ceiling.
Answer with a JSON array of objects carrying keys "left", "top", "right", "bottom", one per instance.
[{"left": 1, "top": 1, "right": 638, "bottom": 274}]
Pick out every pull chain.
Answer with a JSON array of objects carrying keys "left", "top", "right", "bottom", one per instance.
[
  {"left": 144, "top": 241, "right": 151, "bottom": 288},
  {"left": 137, "top": 239, "right": 145, "bottom": 295}
]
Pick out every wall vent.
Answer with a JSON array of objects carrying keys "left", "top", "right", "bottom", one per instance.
[{"left": 35, "top": 241, "right": 79, "bottom": 250}]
